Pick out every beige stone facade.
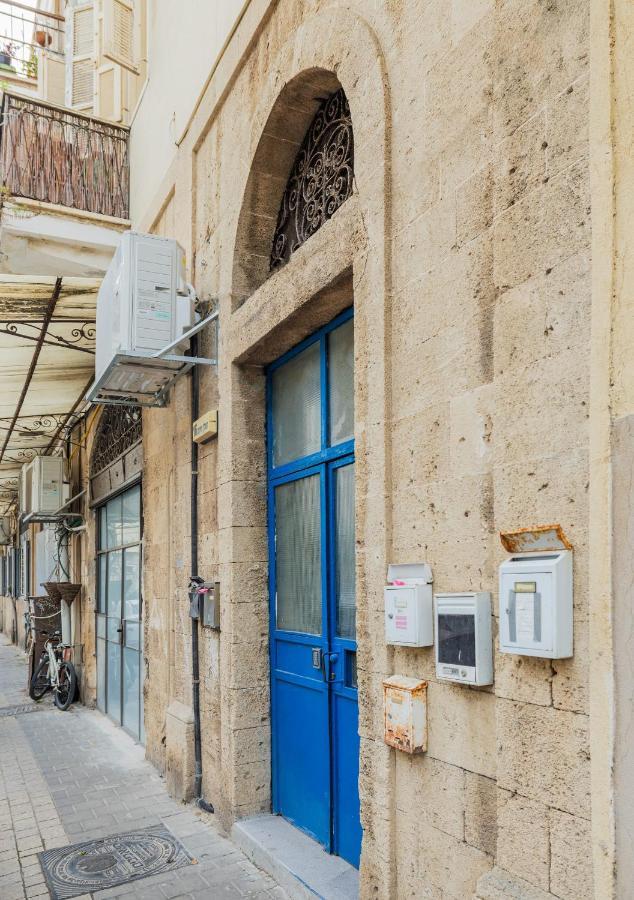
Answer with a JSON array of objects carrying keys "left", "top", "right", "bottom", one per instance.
[{"left": 3, "top": 0, "right": 634, "bottom": 897}]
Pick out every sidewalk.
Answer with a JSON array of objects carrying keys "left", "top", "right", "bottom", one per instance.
[{"left": 0, "top": 635, "right": 286, "bottom": 900}]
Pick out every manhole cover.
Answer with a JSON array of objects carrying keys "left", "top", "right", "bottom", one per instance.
[
  {"left": 0, "top": 704, "right": 43, "bottom": 718},
  {"left": 39, "top": 825, "right": 194, "bottom": 899}
]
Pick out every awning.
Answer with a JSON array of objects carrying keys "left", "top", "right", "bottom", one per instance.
[{"left": 0, "top": 274, "right": 98, "bottom": 514}]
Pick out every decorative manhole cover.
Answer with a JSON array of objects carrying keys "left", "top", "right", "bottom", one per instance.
[
  {"left": 0, "top": 703, "right": 44, "bottom": 718},
  {"left": 39, "top": 825, "right": 194, "bottom": 899}
]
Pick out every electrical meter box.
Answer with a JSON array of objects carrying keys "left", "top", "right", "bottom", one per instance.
[
  {"left": 435, "top": 592, "right": 493, "bottom": 685},
  {"left": 383, "top": 675, "right": 428, "bottom": 754},
  {"left": 384, "top": 563, "right": 433, "bottom": 647},
  {"left": 499, "top": 550, "right": 573, "bottom": 658},
  {"left": 200, "top": 582, "right": 220, "bottom": 630}
]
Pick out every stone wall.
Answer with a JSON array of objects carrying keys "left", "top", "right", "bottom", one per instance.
[{"left": 125, "top": 1, "right": 595, "bottom": 898}]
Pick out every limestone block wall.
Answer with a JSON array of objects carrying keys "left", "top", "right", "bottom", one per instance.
[{"left": 130, "top": 1, "right": 596, "bottom": 898}]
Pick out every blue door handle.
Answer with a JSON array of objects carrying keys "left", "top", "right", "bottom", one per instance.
[{"left": 322, "top": 652, "right": 340, "bottom": 683}]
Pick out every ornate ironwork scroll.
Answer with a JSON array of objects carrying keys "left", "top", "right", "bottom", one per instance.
[
  {"left": 0, "top": 93, "right": 129, "bottom": 219},
  {"left": 0, "top": 320, "right": 96, "bottom": 355},
  {"left": 91, "top": 405, "right": 142, "bottom": 477},
  {"left": 270, "top": 88, "right": 354, "bottom": 269}
]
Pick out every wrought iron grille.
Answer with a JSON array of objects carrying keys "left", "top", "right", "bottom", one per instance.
[
  {"left": 270, "top": 88, "right": 354, "bottom": 269},
  {"left": 91, "top": 405, "right": 141, "bottom": 476},
  {"left": 0, "top": 93, "right": 129, "bottom": 219}
]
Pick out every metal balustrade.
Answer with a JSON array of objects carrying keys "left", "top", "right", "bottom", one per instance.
[
  {"left": 0, "top": 92, "right": 130, "bottom": 219},
  {"left": 0, "top": 0, "right": 65, "bottom": 81}
]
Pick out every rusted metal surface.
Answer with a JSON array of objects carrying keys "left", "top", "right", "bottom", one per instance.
[
  {"left": 500, "top": 524, "right": 573, "bottom": 554},
  {"left": 383, "top": 675, "right": 428, "bottom": 754},
  {"left": 0, "top": 93, "right": 129, "bottom": 219},
  {"left": 0, "top": 277, "right": 61, "bottom": 466}
]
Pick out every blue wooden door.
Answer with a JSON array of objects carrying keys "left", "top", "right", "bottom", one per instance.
[{"left": 268, "top": 310, "right": 362, "bottom": 867}]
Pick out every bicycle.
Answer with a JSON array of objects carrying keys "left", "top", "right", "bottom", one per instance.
[{"left": 29, "top": 629, "right": 77, "bottom": 711}]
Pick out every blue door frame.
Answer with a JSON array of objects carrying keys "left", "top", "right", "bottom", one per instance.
[{"left": 267, "top": 308, "right": 362, "bottom": 867}]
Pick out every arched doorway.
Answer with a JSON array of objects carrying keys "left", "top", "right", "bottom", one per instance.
[
  {"left": 90, "top": 405, "right": 144, "bottom": 742},
  {"left": 263, "top": 88, "right": 361, "bottom": 867}
]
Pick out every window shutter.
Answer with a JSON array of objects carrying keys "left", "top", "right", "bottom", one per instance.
[
  {"left": 103, "top": 0, "right": 137, "bottom": 73},
  {"left": 69, "top": 3, "right": 95, "bottom": 109},
  {"left": 40, "top": 52, "right": 66, "bottom": 106}
]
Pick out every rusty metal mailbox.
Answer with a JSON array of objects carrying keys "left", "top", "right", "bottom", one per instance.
[{"left": 383, "top": 675, "right": 428, "bottom": 754}]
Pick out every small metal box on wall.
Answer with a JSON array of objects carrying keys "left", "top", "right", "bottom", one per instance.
[
  {"left": 499, "top": 524, "right": 573, "bottom": 659},
  {"left": 383, "top": 675, "right": 428, "bottom": 754},
  {"left": 384, "top": 563, "right": 433, "bottom": 647},
  {"left": 200, "top": 582, "right": 220, "bottom": 630}
]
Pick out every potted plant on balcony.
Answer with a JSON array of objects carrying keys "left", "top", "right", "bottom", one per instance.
[{"left": 0, "top": 42, "right": 16, "bottom": 70}]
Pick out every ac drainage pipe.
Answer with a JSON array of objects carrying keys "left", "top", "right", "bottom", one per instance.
[{"left": 190, "top": 331, "right": 214, "bottom": 814}]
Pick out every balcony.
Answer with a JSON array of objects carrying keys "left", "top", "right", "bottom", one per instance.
[
  {"left": 0, "top": 1, "right": 65, "bottom": 94},
  {"left": 0, "top": 92, "right": 130, "bottom": 219}
]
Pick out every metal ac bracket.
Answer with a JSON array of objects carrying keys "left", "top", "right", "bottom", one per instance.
[{"left": 86, "top": 310, "right": 218, "bottom": 408}]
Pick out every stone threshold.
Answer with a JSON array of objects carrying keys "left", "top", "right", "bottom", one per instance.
[{"left": 232, "top": 814, "right": 359, "bottom": 900}]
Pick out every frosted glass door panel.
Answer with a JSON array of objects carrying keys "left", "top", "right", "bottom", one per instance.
[
  {"left": 123, "top": 547, "right": 140, "bottom": 619},
  {"left": 107, "top": 550, "right": 122, "bottom": 617},
  {"left": 122, "top": 647, "right": 140, "bottom": 736},
  {"left": 107, "top": 641, "right": 121, "bottom": 724},
  {"left": 272, "top": 342, "right": 321, "bottom": 466},
  {"left": 335, "top": 463, "right": 356, "bottom": 638},
  {"left": 328, "top": 319, "right": 354, "bottom": 446},
  {"left": 275, "top": 475, "right": 322, "bottom": 634},
  {"left": 122, "top": 485, "right": 141, "bottom": 544}
]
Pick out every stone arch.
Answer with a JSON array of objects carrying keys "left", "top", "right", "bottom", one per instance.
[
  {"left": 232, "top": 67, "right": 346, "bottom": 305},
  {"left": 224, "top": 11, "right": 393, "bottom": 896}
]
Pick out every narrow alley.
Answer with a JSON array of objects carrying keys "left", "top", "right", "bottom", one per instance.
[{"left": 0, "top": 636, "right": 285, "bottom": 900}]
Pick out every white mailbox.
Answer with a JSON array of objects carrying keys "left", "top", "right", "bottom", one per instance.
[
  {"left": 384, "top": 563, "right": 433, "bottom": 647},
  {"left": 435, "top": 592, "right": 493, "bottom": 686},
  {"left": 499, "top": 550, "right": 573, "bottom": 658}
]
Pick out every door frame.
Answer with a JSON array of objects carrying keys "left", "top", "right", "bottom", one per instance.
[
  {"left": 95, "top": 477, "right": 144, "bottom": 741},
  {"left": 266, "top": 307, "right": 356, "bottom": 854}
]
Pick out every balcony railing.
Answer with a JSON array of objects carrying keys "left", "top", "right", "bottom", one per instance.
[
  {"left": 0, "top": 1, "right": 64, "bottom": 82},
  {"left": 0, "top": 92, "right": 129, "bottom": 219}
]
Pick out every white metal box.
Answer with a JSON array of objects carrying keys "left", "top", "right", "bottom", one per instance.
[
  {"left": 435, "top": 592, "right": 493, "bottom": 686},
  {"left": 0, "top": 516, "right": 12, "bottom": 545},
  {"left": 94, "top": 232, "right": 194, "bottom": 389},
  {"left": 499, "top": 551, "right": 573, "bottom": 658},
  {"left": 30, "top": 456, "right": 65, "bottom": 514},
  {"left": 384, "top": 563, "right": 433, "bottom": 647},
  {"left": 383, "top": 675, "right": 428, "bottom": 754}
]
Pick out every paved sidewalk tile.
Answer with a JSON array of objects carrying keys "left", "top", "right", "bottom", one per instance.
[{"left": 0, "top": 636, "right": 285, "bottom": 899}]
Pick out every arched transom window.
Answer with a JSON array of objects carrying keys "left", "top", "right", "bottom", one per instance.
[{"left": 270, "top": 88, "right": 354, "bottom": 270}]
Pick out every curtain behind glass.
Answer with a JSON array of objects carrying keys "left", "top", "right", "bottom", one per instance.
[
  {"left": 335, "top": 463, "right": 356, "bottom": 638},
  {"left": 275, "top": 475, "right": 322, "bottom": 634},
  {"left": 328, "top": 318, "right": 354, "bottom": 446},
  {"left": 272, "top": 341, "right": 321, "bottom": 466}
]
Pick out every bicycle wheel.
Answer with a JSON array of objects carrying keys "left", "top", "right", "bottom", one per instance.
[
  {"left": 54, "top": 661, "right": 77, "bottom": 711},
  {"left": 29, "top": 658, "right": 50, "bottom": 701}
]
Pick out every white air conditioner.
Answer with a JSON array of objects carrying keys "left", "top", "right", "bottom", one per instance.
[
  {"left": 30, "top": 456, "right": 65, "bottom": 515},
  {"left": 19, "top": 462, "right": 33, "bottom": 516},
  {"left": 88, "top": 232, "right": 198, "bottom": 407},
  {"left": 0, "top": 516, "right": 12, "bottom": 545}
]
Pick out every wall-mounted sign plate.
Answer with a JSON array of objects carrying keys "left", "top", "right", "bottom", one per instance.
[{"left": 192, "top": 409, "right": 218, "bottom": 444}]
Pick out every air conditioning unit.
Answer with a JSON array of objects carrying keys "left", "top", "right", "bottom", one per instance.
[
  {"left": 30, "top": 456, "right": 65, "bottom": 515},
  {"left": 87, "top": 232, "right": 201, "bottom": 407},
  {"left": 0, "top": 516, "right": 12, "bottom": 545},
  {"left": 19, "top": 462, "right": 33, "bottom": 516}
]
